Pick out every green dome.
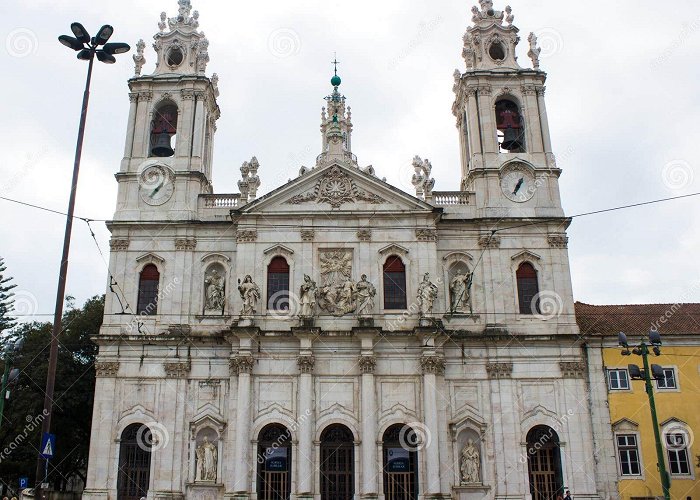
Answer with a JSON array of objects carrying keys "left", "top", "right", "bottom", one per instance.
[{"left": 331, "top": 74, "right": 341, "bottom": 87}]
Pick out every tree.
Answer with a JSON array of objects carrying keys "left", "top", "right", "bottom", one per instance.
[
  {"left": 0, "top": 256, "right": 17, "bottom": 336},
  {"left": 0, "top": 295, "right": 103, "bottom": 495}
]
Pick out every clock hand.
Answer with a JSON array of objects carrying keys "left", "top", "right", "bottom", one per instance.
[
  {"left": 150, "top": 184, "right": 162, "bottom": 198},
  {"left": 512, "top": 177, "right": 524, "bottom": 195}
]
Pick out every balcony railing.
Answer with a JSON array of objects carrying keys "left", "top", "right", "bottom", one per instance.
[
  {"left": 200, "top": 194, "right": 241, "bottom": 208},
  {"left": 431, "top": 191, "right": 472, "bottom": 205}
]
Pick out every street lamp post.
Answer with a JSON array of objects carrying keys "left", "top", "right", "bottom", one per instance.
[
  {"left": 618, "top": 330, "right": 671, "bottom": 500},
  {"left": 33, "top": 23, "right": 129, "bottom": 497}
]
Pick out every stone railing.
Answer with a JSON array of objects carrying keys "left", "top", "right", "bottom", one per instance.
[
  {"left": 431, "top": 191, "right": 472, "bottom": 205},
  {"left": 200, "top": 194, "right": 241, "bottom": 208},
  {"left": 316, "top": 150, "right": 358, "bottom": 168}
]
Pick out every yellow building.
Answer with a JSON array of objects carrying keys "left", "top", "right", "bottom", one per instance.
[{"left": 578, "top": 302, "right": 700, "bottom": 500}]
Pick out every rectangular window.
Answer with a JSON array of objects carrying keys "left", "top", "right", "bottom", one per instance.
[
  {"left": 608, "top": 369, "right": 630, "bottom": 390},
  {"left": 383, "top": 271, "right": 407, "bottom": 310},
  {"left": 267, "top": 272, "right": 290, "bottom": 311},
  {"left": 666, "top": 434, "right": 691, "bottom": 475},
  {"left": 656, "top": 368, "right": 677, "bottom": 389},
  {"left": 616, "top": 435, "right": 641, "bottom": 476}
]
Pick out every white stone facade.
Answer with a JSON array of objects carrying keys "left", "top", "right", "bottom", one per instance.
[{"left": 83, "top": 1, "right": 618, "bottom": 499}]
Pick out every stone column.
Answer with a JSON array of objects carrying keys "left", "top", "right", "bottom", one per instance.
[
  {"left": 123, "top": 93, "right": 139, "bottom": 161},
  {"left": 231, "top": 353, "right": 254, "bottom": 496},
  {"left": 296, "top": 333, "right": 315, "bottom": 499},
  {"left": 359, "top": 354, "right": 378, "bottom": 498},
  {"left": 536, "top": 87, "right": 553, "bottom": 154},
  {"left": 465, "top": 87, "right": 483, "bottom": 166},
  {"left": 475, "top": 85, "right": 497, "bottom": 155},
  {"left": 420, "top": 353, "right": 446, "bottom": 496}
]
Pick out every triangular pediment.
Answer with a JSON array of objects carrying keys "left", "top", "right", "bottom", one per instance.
[{"left": 238, "top": 163, "right": 435, "bottom": 214}]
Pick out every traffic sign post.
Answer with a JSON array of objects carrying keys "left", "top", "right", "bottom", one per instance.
[{"left": 40, "top": 433, "right": 55, "bottom": 459}]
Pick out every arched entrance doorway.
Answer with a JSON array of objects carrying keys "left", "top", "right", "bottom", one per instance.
[
  {"left": 319, "top": 424, "right": 355, "bottom": 500},
  {"left": 382, "top": 424, "right": 418, "bottom": 500},
  {"left": 257, "top": 424, "right": 292, "bottom": 500},
  {"left": 526, "top": 425, "right": 563, "bottom": 500},
  {"left": 117, "top": 423, "right": 152, "bottom": 500}
]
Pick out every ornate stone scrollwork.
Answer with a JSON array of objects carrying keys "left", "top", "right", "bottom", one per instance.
[
  {"left": 486, "top": 362, "right": 513, "bottom": 379},
  {"left": 109, "top": 238, "right": 130, "bottom": 251},
  {"left": 548, "top": 235, "right": 569, "bottom": 248},
  {"left": 300, "top": 229, "right": 315, "bottom": 242},
  {"left": 358, "top": 355, "right": 377, "bottom": 374},
  {"left": 415, "top": 229, "right": 438, "bottom": 242},
  {"left": 95, "top": 361, "right": 120, "bottom": 377},
  {"left": 478, "top": 235, "right": 501, "bottom": 248},
  {"left": 236, "top": 230, "right": 257, "bottom": 243},
  {"left": 175, "top": 238, "right": 197, "bottom": 251},
  {"left": 285, "top": 166, "right": 386, "bottom": 208},
  {"left": 420, "top": 355, "right": 446, "bottom": 375},
  {"left": 238, "top": 157, "right": 261, "bottom": 204},
  {"left": 230, "top": 355, "right": 255, "bottom": 375},
  {"left": 560, "top": 361, "right": 586, "bottom": 378},
  {"left": 297, "top": 355, "right": 316, "bottom": 374},
  {"left": 357, "top": 229, "right": 372, "bottom": 242},
  {"left": 164, "top": 361, "right": 191, "bottom": 378}
]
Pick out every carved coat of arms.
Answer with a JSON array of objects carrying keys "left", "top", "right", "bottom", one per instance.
[{"left": 285, "top": 166, "right": 386, "bottom": 208}]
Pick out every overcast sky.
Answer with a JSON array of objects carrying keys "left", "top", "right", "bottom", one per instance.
[{"left": 2, "top": 0, "right": 700, "bottom": 322}]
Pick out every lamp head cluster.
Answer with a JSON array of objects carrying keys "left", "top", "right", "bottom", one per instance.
[
  {"left": 59, "top": 22, "right": 130, "bottom": 63},
  {"left": 618, "top": 329, "right": 664, "bottom": 380}
]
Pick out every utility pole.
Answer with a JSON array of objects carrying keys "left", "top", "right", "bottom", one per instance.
[{"left": 618, "top": 330, "right": 671, "bottom": 500}]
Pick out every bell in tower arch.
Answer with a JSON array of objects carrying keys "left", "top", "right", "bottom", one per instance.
[
  {"left": 150, "top": 103, "right": 178, "bottom": 157},
  {"left": 495, "top": 99, "right": 525, "bottom": 152}
]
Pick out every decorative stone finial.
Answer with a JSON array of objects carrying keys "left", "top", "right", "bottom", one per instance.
[
  {"left": 471, "top": 0, "right": 508, "bottom": 25},
  {"left": 238, "top": 157, "right": 261, "bottom": 203},
  {"left": 211, "top": 73, "right": 220, "bottom": 97},
  {"left": 527, "top": 32, "right": 541, "bottom": 69},
  {"left": 411, "top": 155, "right": 435, "bottom": 201},
  {"left": 133, "top": 39, "right": 146, "bottom": 76}
]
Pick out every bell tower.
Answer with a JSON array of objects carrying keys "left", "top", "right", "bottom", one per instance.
[
  {"left": 453, "top": 1, "right": 563, "bottom": 217},
  {"left": 115, "top": 0, "right": 220, "bottom": 219}
]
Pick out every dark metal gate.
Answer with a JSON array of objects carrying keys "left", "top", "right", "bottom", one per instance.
[
  {"left": 320, "top": 425, "right": 354, "bottom": 500},
  {"left": 117, "top": 424, "right": 151, "bottom": 500}
]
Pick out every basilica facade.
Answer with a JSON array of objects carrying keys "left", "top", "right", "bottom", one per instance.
[{"left": 83, "top": 1, "right": 619, "bottom": 499}]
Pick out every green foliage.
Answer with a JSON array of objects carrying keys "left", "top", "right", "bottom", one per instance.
[
  {"left": 0, "top": 257, "right": 17, "bottom": 334},
  {"left": 0, "top": 295, "right": 103, "bottom": 494}
]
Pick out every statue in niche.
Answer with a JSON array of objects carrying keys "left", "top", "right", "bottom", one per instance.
[
  {"left": 335, "top": 278, "right": 356, "bottom": 315},
  {"left": 417, "top": 273, "right": 438, "bottom": 315},
  {"left": 204, "top": 269, "right": 225, "bottom": 314},
  {"left": 449, "top": 271, "right": 471, "bottom": 313},
  {"left": 355, "top": 274, "right": 376, "bottom": 317},
  {"left": 196, "top": 435, "right": 218, "bottom": 481},
  {"left": 299, "top": 274, "right": 317, "bottom": 317},
  {"left": 460, "top": 439, "right": 481, "bottom": 484},
  {"left": 238, "top": 275, "right": 260, "bottom": 316}
]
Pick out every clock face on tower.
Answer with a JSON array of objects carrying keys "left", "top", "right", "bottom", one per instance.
[
  {"left": 500, "top": 163, "right": 536, "bottom": 203},
  {"left": 139, "top": 165, "right": 175, "bottom": 206}
]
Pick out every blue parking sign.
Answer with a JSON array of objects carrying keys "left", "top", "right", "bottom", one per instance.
[{"left": 19, "top": 477, "right": 28, "bottom": 488}]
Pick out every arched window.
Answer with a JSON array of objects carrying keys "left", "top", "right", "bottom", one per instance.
[
  {"left": 382, "top": 424, "right": 418, "bottom": 500},
  {"left": 257, "top": 424, "right": 292, "bottom": 500},
  {"left": 150, "top": 102, "right": 178, "bottom": 157},
  {"left": 516, "top": 262, "right": 539, "bottom": 315},
  {"left": 267, "top": 257, "right": 290, "bottom": 311},
  {"left": 117, "top": 423, "right": 152, "bottom": 500},
  {"left": 526, "top": 426, "right": 563, "bottom": 500},
  {"left": 137, "top": 264, "right": 160, "bottom": 315},
  {"left": 495, "top": 99, "right": 525, "bottom": 153},
  {"left": 383, "top": 256, "right": 407, "bottom": 310},
  {"left": 320, "top": 424, "right": 355, "bottom": 500}
]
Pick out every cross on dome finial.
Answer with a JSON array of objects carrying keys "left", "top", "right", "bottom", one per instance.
[
  {"left": 330, "top": 53, "right": 342, "bottom": 87},
  {"left": 332, "top": 53, "right": 340, "bottom": 76}
]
